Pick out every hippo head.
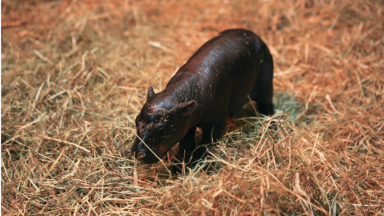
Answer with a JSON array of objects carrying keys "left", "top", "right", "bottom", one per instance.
[{"left": 131, "top": 86, "right": 197, "bottom": 164}]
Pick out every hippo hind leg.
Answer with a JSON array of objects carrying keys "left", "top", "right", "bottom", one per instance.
[{"left": 251, "top": 46, "right": 275, "bottom": 116}]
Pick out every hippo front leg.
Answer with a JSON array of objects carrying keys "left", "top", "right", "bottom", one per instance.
[
  {"left": 171, "top": 126, "right": 196, "bottom": 174},
  {"left": 193, "top": 119, "right": 227, "bottom": 165}
]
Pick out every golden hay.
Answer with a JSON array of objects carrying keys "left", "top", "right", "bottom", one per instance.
[{"left": 2, "top": 0, "right": 383, "bottom": 215}]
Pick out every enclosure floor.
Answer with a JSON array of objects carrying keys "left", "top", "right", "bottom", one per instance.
[{"left": 2, "top": 0, "right": 383, "bottom": 215}]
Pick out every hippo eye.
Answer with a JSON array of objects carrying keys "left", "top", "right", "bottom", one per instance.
[{"left": 157, "top": 127, "right": 166, "bottom": 138}]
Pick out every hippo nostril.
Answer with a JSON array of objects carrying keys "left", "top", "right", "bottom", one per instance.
[{"left": 137, "top": 149, "right": 146, "bottom": 156}]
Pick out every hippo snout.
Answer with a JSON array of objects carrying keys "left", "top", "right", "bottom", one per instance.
[{"left": 131, "top": 138, "right": 160, "bottom": 164}]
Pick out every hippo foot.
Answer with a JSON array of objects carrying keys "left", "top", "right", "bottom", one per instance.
[{"left": 170, "top": 163, "right": 184, "bottom": 175}]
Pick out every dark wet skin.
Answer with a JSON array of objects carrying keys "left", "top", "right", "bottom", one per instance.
[{"left": 131, "top": 29, "right": 275, "bottom": 173}]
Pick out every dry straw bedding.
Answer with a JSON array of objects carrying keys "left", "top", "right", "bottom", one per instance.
[{"left": 1, "top": 0, "right": 383, "bottom": 215}]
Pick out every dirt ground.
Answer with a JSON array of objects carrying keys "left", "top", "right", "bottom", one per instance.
[{"left": 2, "top": 0, "right": 383, "bottom": 215}]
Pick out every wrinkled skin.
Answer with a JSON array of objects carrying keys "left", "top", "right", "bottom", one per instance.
[{"left": 131, "top": 29, "right": 275, "bottom": 173}]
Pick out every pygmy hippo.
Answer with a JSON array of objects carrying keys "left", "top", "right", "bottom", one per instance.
[{"left": 131, "top": 29, "right": 274, "bottom": 173}]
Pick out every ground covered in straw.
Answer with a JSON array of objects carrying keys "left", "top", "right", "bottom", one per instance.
[{"left": 2, "top": 0, "right": 383, "bottom": 215}]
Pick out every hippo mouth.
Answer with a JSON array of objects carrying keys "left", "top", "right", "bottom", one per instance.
[
  {"left": 131, "top": 138, "right": 177, "bottom": 164},
  {"left": 136, "top": 151, "right": 162, "bottom": 164},
  {"left": 131, "top": 138, "right": 163, "bottom": 164}
]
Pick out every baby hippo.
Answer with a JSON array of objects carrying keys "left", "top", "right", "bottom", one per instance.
[{"left": 131, "top": 29, "right": 275, "bottom": 173}]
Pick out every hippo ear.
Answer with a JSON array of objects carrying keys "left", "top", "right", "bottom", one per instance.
[
  {"left": 147, "top": 86, "right": 155, "bottom": 100},
  {"left": 177, "top": 100, "right": 197, "bottom": 117}
]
